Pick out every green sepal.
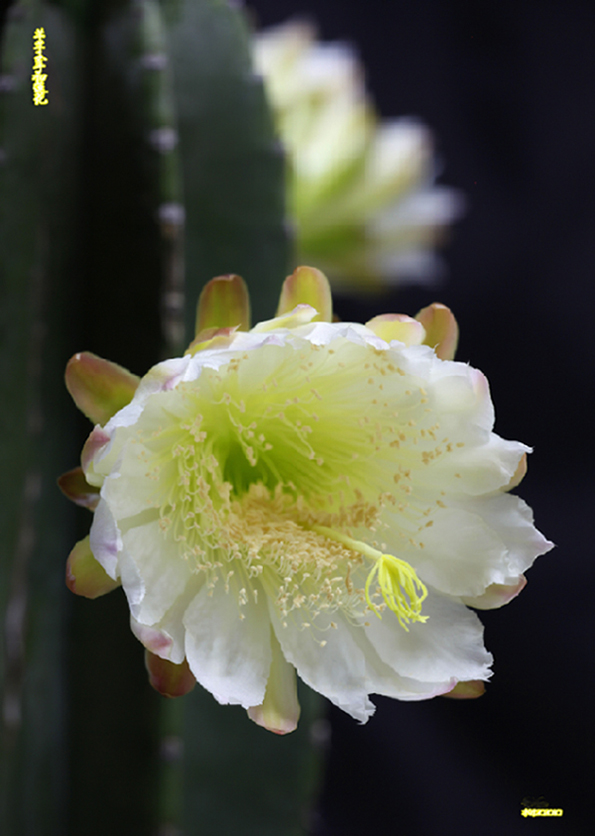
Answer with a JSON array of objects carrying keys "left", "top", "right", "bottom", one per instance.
[
  {"left": 276, "top": 265, "right": 332, "bottom": 322},
  {"left": 415, "top": 303, "right": 459, "bottom": 360},
  {"left": 65, "top": 352, "right": 140, "bottom": 425},
  {"left": 66, "top": 536, "right": 120, "bottom": 600},
  {"left": 195, "top": 274, "right": 251, "bottom": 335},
  {"left": 145, "top": 651, "right": 196, "bottom": 699},
  {"left": 57, "top": 466, "right": 100, "bottom": 510}
]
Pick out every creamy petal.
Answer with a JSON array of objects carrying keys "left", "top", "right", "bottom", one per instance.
[
  {"left": 149, "top": 575, "right": 206, "bottom": 664},
  {"left": 119, "top": 519, "right": 192, "bottom": 625},
  {"left": 268, "top": 605, "right": 375, "bottom": 723},
  {"left": 462, "top": 577, "right": 527, "bottom": 610},
  {"left": 184, "top": 580, "right": 271, "bottom": 708},
  {"left": 88, "top": 497, "right": 122, "bottom": 580},
  {"left": 100, "top": 457, "right": 159, "bottom": 522},
  {"left": 462, "top": 493, "right": 554, "bottom": 573},
  {"left": 130, "top": 617, "right": 174, "bottom": 658},
  {"left": 346, "top": 614, "right": 458, "bottom": 701},
  {"left": 400, "top": 493, "right": 553, "bottom": 598},
  {"left": 365, "top": 592, "right": 492, "bottom": 684}
]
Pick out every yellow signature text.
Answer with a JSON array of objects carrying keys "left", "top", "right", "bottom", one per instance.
[
  {"left": 521, "top": 808, "right": 564, "bottom": 817},
  {"left": 32, "top": 28, "right": 48, "bottom": 106}
]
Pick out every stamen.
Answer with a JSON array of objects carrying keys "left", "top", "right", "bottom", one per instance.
[{"left": 310, "top": 525, "right": 428, "bottom": 631}]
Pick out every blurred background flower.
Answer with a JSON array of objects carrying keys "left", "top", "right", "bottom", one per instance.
[{"left": 253, "top": 19, "right": 464, "bottom": 292}]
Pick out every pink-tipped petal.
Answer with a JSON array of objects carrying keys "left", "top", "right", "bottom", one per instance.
[
  {"left": 65, "top": 352, "right": 140, "bottom": 425},
  {"left": 276, "top": 266, "right": 333, "bottom": 323},
  {"left": 462, "top": 576, "right": 527, "bottom": 610},
  {"left": 66, "top": 536, "right": 121, "bottom": 599},
  {"left": 81, "top": 426, "right": 111, "bottom": 476},
  {"left": 365, "top": 313, "right": 426, "bottom": 346},
  {"left": 57, "top": 466, "right": 100, "bottom": 510},
  {"left": 441, "top": 680, "right": 486, "bottom": 699},
  {"left": 415, "top": 302, "right": 459, "bottom": 359},
  {"left": 145, "top": 651, "right": 196, "bottom": 698},
  {"left": 195, "top": 274, "right": 251, "bottom": 335},
  {"left": 130, "top": 619, "right": 174, "bottom": 657}
]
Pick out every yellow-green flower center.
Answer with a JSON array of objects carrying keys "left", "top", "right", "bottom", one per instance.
[
  {"left": 137, "top": 339, "right": 437, "bottom": 630},
  {"left": 311, "top": 525, "right": 428, "bottom": 631}
]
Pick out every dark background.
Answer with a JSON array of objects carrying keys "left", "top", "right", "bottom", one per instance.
[{"left": 249, "top": 1, "right": 594, "bottom": 834}]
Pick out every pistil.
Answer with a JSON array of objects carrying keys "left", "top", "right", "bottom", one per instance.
[{"left": 310, "top": 524, "right": 428, "bottom": 631}]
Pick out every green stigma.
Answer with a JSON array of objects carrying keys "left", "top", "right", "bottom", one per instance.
[{"left": 311, "top": 525, "right": 428, "bottom": 631}]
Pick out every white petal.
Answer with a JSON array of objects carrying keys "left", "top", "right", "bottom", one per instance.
[
  {"left": 184, "top": 580, "right": 271, "bottom": 708},
  {"left": 333, "top": 614, "right": 457, "bottom": 701},
  {"left": 268, "top": 605, "right": 375, "bottom": 723},
  {"left": 103, "top": 356, "right": 193, "bottom": 433},
  {"left": 88, "top": 497, "right": 122, "bottom": 580},
  {"left": 462, "top": 577, "right": 527, "bottom": 610},
  {"left": 119, "top": 519, "right": 192, "bottom": 625},
  {"left": 464, "top": 493, "right": 554, "bottom": 574},
  {"left": 417, "top": 433, "right": 530, "bottom": 496},
  {"left": 428, "top": 363, "right": 495, "bottom": 431},
  {"left": 364, "top": 592, "right": 492, "bottom": 684},
  {"left": 130, "top": 617, "right": 174, "bottom": 659},
  {"left": 129, "top": 575, "right": 201, "bottom": 665},
  {"left": 403, "top": 493, "right": 553, "bottom": 598},
  {"left": 100, "top": 454, "right": 161, "bottom": 521}
]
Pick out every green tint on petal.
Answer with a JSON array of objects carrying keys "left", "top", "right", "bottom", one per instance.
[
  {"left": 195, "top": 274, "right": 251, "bottom": 336},
  {"left": 57, "top": 466, "right": 100, "bottom": 510},
  {"left": 365, "top": 313, "right": 426, "bottom": 346},
  {"left": 185, "top": 326, "right": 240, "bottom": 357},
  {"left": 250, "top": 304, "right": 318, "bottom": 332},
  {"left": 441, "top": 680, "right": 486, "bottom": 699},
  {"left": 65, "top": 536, "right": 121, "bottom": 599},
  {"left": 276, "top": 266, "right": 333, "bottom": 322},
  {"left": 415, "top": 303, "right": 459, "bottom": 360},
  {"left": 65, "top": 352, "right": 140, "bottom": 425},
  {"left": 145, "top": 650, "right": 196, "bottom": 699}
]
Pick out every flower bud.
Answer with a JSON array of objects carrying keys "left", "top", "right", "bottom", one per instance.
[{"left": 65, "top": 352, "right": 140, "bottom": 425}]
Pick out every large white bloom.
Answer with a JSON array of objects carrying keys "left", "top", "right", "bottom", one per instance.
[
  {"left": 253, "top": 20, "right": 463, "bottom": 290},
  {"left": 75, "top": 296, "right": 551, "bottom": 732}
]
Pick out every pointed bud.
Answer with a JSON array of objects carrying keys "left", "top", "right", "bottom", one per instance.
[
  {"left": 276, "top": 266, "right": 333, "bottom": 322},
  {"left": 65, "top": 352, "right": 140, "bottom": 425},
  {"left": 365, "top": 313, "right": 426, "bottom": 346},
  {"left": 442, "top": 680, "right": 486, "bottom": 699},
  {"left": 415, "top": 303, "right": 459, "bottom": 360},
  {"left": 66, "top": 536, "right": 120, "bottom": 599},
  {"left": 247, "top": 636, "right": 300, "bottom": 734},
  {"left": 195, "top": 274, "right": 251, "bottom": 336},
  {"left": 145, "top": 651, "right": 196, "bottom": 698},
  {"left": 57, "top": 467, "right": 100, "bottom": 510}
]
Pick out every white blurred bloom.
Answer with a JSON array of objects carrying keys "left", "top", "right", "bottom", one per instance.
[
  {"left": 253, "top": 20, "right": 463, "bottom": 291},
  {"left": 70, "top": 274, "right": 552, "bottom": 733}
]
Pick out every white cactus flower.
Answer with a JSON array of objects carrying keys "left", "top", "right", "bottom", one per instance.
[
  {"left": 61, "top": 269, "right": 552, "bottom": 733},
  {"left": 253, "top": 20, "right": 463, "bottom": 291}
]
